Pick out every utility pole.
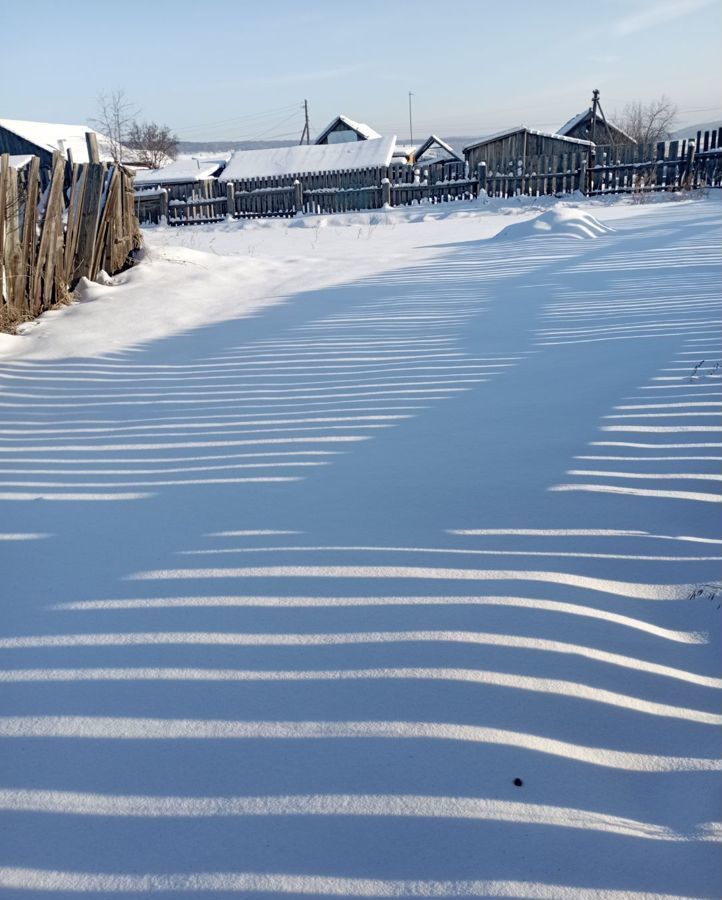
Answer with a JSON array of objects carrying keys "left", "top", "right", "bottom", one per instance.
[
  {"left": 590, "top": 88, "right": 616, "bottom": 151},
  {"left": 590, "top": 88, "right": 600, "bottom": 144},
  {"left": 408, "top": 92, "right": 414, "bottom": 146},
  {"left": 299, "top": 99, "right": 310, "bottom": 145}
]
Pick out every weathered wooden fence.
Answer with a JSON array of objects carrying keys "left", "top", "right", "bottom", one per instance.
[
  {"left": 483, "top": 152, "right": 587, "bottom": 198},
  {"left": 134, "top": 127, "right": 722, "bottom": 226},
  {"left": 1, "top": 143, "right": 140, "bottom": 327},
  {"left": 484, "top": 130, "right": 722, "bottom": 198},
  {"left": 137, "top": 169, "right": 481, "bottom": 225},
  {"left": 589, "top": 134, "right": 722, "bottom": 194}
]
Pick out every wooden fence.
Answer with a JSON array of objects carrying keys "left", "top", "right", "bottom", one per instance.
[
  {"left": 483, "top": 130, "right": 722, "bottom": 198},
  {"left": 589, "top": 134, "right": 721, "bottom": 194},
  {"left": 137, "top": 169, "right": 481, "bottom": 225},
  {"left": 1, "top": 142, "right": 140, "bottom": 327},
  {"left": 134, "top": 127, "right": 722, "bottom": 227},
  {"left": 483, "top": 152, "right": 588, "bottom": 198}
]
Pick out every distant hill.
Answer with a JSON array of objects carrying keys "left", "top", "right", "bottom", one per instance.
[
  {"left": 672, "top": 121, "right": 721, "bottom": 140},
  {"left": 177, "top": 139, "right": 299, "bottom": 153},
  {"left": 178, "top": 136, "right": 485, "bottom": 156}
]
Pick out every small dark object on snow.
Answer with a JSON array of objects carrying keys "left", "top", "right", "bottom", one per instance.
[{"left": 513, "top": 778, "right": 523, "bottom": 787}]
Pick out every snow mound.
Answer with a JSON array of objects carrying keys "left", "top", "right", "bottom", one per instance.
[{"left": 494, "top": 208, "right": 613, "bottom": 241}]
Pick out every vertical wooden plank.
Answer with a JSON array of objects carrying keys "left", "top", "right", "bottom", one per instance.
[
  {"left": 72, "top": 162, "right": 105, "bottom": 282},
  {"left": 33, "top": 153, "right": 66, "bottom": 312},
  {"left": 20, "top": 156, "right": 41, "bottom": 307},
  {"left": 85, "top": 132, "right": 100, "bottom": 165},
  {"left": 0, "top": 154, "right": 8, "bottom": 307},
  {"left": 576, "top": 151, "right": 584, "bottom": 193}
]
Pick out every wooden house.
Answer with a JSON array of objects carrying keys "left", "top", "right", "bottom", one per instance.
[
  {"left": 463, "top": 127, "right": 593, "bottom": 173},
  {"left": 0, "top": 118, "right": 121, "bottom": 169},
  {"left": 315, "top": 115, "right": 381, "bottom": 145},
  {"left": 558, "top": 110, "right": 636, "bottom": 148}
]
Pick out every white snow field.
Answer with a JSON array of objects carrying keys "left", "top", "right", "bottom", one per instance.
[{"left": 0, "top": 194, "right": 720, "bottom": 898}]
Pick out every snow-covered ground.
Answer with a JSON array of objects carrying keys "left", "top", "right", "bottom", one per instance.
[{"left": 0, "top": 193, "right": 720, "bottom": 898}]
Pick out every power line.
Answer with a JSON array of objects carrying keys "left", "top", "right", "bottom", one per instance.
[
  {"left": 245, "top": 110, "right": 303, "bottom": 142},
  {"left": 176, "top": 104, "right": 300, "bottom": 137}
]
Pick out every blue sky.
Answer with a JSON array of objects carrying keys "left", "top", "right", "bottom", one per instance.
[{"left": 3, "top": 0, "right": 721, "bottom": 141}]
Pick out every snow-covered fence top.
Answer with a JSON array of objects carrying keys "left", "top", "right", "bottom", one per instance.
[{"left": 220, "top": 136, "right": 396, "bottom": 181}]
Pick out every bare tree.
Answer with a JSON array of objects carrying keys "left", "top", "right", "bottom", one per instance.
[
  {"left": 127, "top": 121, "right": 179, "bottom": 169},
  {"left": 91, "top": 90, "right": 138, "bottom": 163},
  {"left": 617, "top": 96, "right": 678, "bottom": 145}
]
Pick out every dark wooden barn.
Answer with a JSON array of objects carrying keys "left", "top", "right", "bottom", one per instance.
[
  {"left": 558, "top": 110, "right": 636, "bottom": 148},
  {"left": 463, "top": 127, "right": 593, "bottom": 173},
  {"left": 0, "top": 118, "right": 117, "bottom": 170}
]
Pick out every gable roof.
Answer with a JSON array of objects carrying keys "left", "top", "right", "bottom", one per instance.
[
  {"left": 314, "top": 114, "right": 381, "bottom": 144},
  {"left": 411, "top": 135, "right": 464, "bottom": 164},
  {"left": 134, "top": 157, "right": 227, "bottom": 185},
  {"left": 0, "top": 118, "right": 122, "bottom": 163},
  {"left": 558, "top": 109, "right": 636, "bottom": 143},
  {"left": 463, "top": 126, "right": 593, "bottom": 153},
  {"left": 220, "top": 135, "right": 396, "bottom": 181}
]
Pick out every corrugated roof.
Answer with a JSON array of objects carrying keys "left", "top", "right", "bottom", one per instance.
[
  {"left": 0, "top": 118, "right": 121, "bottom": 163},
  {"left": 220, "top": 136, "right": 396, "bottom": 181}
]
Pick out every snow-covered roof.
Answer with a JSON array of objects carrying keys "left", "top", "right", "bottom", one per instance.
[
  {"left": 557, "top": 110, "right": 591, "bottom": 136},
  {"left": 0, "top": 118, "right": 121, "bottom": 163},
  {"left": 8, "top": 155, "right": 34, "bottom": 169},
  {"left": 393, "top": 144, "right": 416, "bottom": 158},
  {"left": 134, "top": 157, "right": 227, "bottom": 185},
  {"left": 557, "top": 109, "right": 637, "bottom": 143},
  {"left": 463, "top": 126, "right": 593, "bottom": 153},
  {"left": 220, "top": 136, "right": 396, "bottom": 181},
  {"left": 412, "top": 135, "right": 464, "bottom": 164},
  {"left": 315, "top": 115, "right": 382, "bottom": 144}
]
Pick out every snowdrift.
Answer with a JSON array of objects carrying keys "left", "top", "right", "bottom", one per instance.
[{"left": 493, "top": 207, "right": 613, "bottom": 241}]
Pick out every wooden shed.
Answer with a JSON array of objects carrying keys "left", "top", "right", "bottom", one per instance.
[
  {"left": 315, "top": 115, "right": 381, "bottom": 145},
  {"left": 463, "top": 127, "right": 592, "bottom": 173},
  {"left": 0, "top": 118, "right": 121, "bottom": 170},
  {"left": 558, "top": 110, "right": 636, "bottom": 148}
]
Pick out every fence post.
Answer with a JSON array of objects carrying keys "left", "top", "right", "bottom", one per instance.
[
  {"left": 85, "top": 132, "right": 100, "bottom": 165},
  {"left": 381, "top": 177, "right": 391, "bottom": 208},
  {"left": 578, "top": 156, "right": 587, "bottom": 195},
  {"left": 655, "top": 141, "right": 666, "bottom": 190},
  {"left": 683, "top": 141, "right": 697, "bottom": 188},
  {"left": 225, "top": 182, "right": 235, "bottom": 219},
  {"left": 586, "top": 148, "right": 595, "bottom": 194},
  {"left": 476, "top": 162, "right": 487, "bottom": 196},
  {"left": 293, "top": 179, "right": 303, "bottom": 214},
  {"left": 159, "top": 189, "right": 169, "bottom": 223}
]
